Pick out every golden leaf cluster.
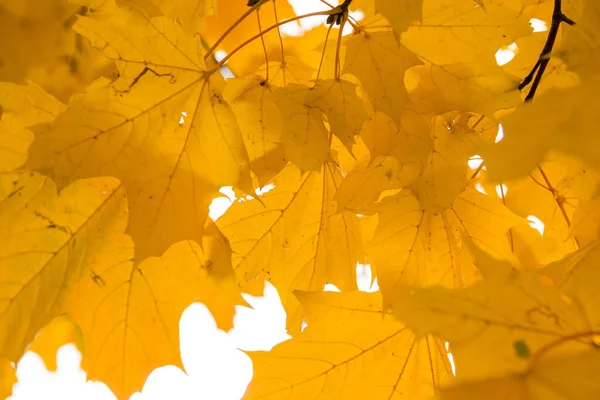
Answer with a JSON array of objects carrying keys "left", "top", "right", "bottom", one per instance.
[{"left": 2, "top": 0, "right": 600, "bottom": 398}]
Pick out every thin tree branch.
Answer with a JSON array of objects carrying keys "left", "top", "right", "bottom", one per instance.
[{"left": 520, "top": 0, "right": 575, "bottom": 101}]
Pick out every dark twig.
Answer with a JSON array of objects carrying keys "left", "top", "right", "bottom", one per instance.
[{"left": 520, "top": 0, "right": 575, "bottom": 101}]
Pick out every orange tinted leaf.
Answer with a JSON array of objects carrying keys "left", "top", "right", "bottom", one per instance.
[
  {"left": 376, "top": 0, "right": 423, "bottom": 37},
  {"left": 217, "top": 163, "right": 364, "bottom": 332},
  {"left": 245, "top": 291, "right": 452, "bottom": 399},
  {"left": 272, "top": 84, "right": 330, "bottom": 171},
  {"left": 308, "top": 79, "right": 368, "bottom": 153},
  {"left": 333, "top": 156, "right": 402, "bottom": 212},
  {"left": 344, "top": 31, "right": 422, "bottom": 126},
  {"left": 224, "top": 75, "right": 287, "bottom": 185},
  {"left": 124, "top": 0, "right": 216, "bottom": 32},
  {"left": 439, "top": 349, "right": 600, "bottom": 400},
  {"left": 0, "top": 0, "right": 70, "bottom": 82},
  {"left": 406, "top": 63, "right": 521, "bottom": 116},
  {"left": 394, "top": 251, "right": 592, "bottom": 381},
  {"left": 0, "top": 174, "right": 125, "bottom": 363},
  {"left": 368, "top": 187, "right": 523, "bottom": 308},
  {"left": 29, "top": 316, "right": 82, "bottom": 371},
  {"left": 0, "top": 82, "right": 65, "bottom": 172},
  {"left": 27, "top": 12, "right": 252, "bottom": 260},
  {"left": 402, "top": 0, "right": 532, "bottom": 66},
  {"left": 0, "top": 357, "right": 15, "bottom": 400},
  {"left": 63, "top": 221, "right": 241, "bottom": 399}
]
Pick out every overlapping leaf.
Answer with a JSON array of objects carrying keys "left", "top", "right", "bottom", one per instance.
[
  {"left": 438, "top": 349, "right": 600, "bottom": 399},
  {"left": 217, "top": 163, "right": 364, "bottom": 332},
  {"left": 62, "top": 223, "right": 241, "bottom": 399},
  {"left": 0, "top": 82, "right": 65, "bottom": 171},
  {"left": 27, "top": 10, "right": 252, "bottom": 260},
  {"left": 485, "top": 0, "right": 600, "bottom": 181},
  {"left": 394, "top": 250, "right": 593, "bottom": 381},
  {"left": 344, "top": 30, "right": 422, "bottom": 126},
  {"left": 0, "top": 174, "right": 124, "bottom": 363},
  {"left": 245, "top": 291, "right": 452, "bottom": 399}
]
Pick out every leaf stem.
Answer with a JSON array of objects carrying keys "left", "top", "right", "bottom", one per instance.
[
  {"left": 210, "top": 10, "right": 335, "bottom": 72},
  {"left": 470, "top": 161, "right": 485, "bottom": 180},
  {"left": 204, "top": 0, "right": 270, "bottom": 61},
  {"left": 536, "top": 166, "right": 580, "bottom": 248},
  {"left": 256, "top": 9, "right": 270, "bottom": 82},
  {"left": 520, "top": 0, "right": 575, "bottom": 101},
  {"left": 334, "top": 16, "right": 346, "bottom": 79},
  {"left": 272, "top": 0, "right": 286, "bottom": 85},
  {"left": 316, "top": 24, "right": 334, "bottom": 80},
  {"left": 529, "top": 331, "right": 600, "bottom": 367}
]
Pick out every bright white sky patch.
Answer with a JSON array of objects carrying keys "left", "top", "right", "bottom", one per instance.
[
  {"left": 10, "top": 283, "right": 289, "bottom": 400},
  {"left": 475, "top": 183, "right": 487, "bottom": 195},
  {"left": 178, "top": 111, "right": 187, "bottom": 125},
  {"left": 283, "top": 0, "right": 363, "bottom": 36},
  {"left": 495, "top": 184, "right": 508, "bottom": 199},
  {"left": 495, "top": 42, "right": 518, "bottom": 66},
  {"left": 529, "top": 18, "right": 548, "bottom": 32},
  {"left": 527, "top": 215, "right": 545, "bottom": 235},
  {"left": 495, "top": 124, "right": 505, "bottom": 143},
  {"left": 467, "top": 155, "right": 484, "bottom": 170}
]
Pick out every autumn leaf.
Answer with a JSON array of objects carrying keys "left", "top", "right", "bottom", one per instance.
[
  {"left": 0, "top": 174, "right": 126, "bottom": 364},
  {"left": 217, "top": 163, "right": 364, "bottom": 332},
  {"left": 366, "top": 187, "right": 522, "bottom": 308},
  {"left": 393, "top": 249, "right": 594, "bottom": 381},
  {"left": 5, "top": 0, "right": 600, "bottom": 398},
  {"left": 27, "top": 10, "right": 253, "bottom": 260},
  {"left": 62, "top": 222, "right": 242, "bottom": 399},
  {"left": 402, "top": 0, "right": 532, "bottom": 66},
  {"left": 484, "top": 0, "right": 600, "bottom": 181},
  {"left": 0, "top": 358, "right": 15, "bottom": 400},
  {"left": 344, "top": 30, "right": 422, "bottom": 127},
  {"left": 28, "top": 316, "right": 82, "bottom": 371},
  {"left": 0, "top": 82, "right": 65, "bottom": 172},
  {"left": 245, "top": 291, "right": 452, "bottom": 399},
  {"left": 0, "top": 0, "right": 70, "bottom": 82},
  {"left": 223, "top": 74, "right": 287, "bottom": 185},
  {"left": 438, "top": 349, "right": 600, "bottom": 399},
  {"left": 542, "top": 242, "right": 600, "bottom": 330}
]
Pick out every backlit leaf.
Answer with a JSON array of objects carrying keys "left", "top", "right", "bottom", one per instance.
[
  {"left": 27, "top": 11, "right": 252, "bottom": 260},
  {"left": 217, "top": 163, "right": 364, "bottom": 332},
  {"left": 344, "top": 31, "right": 422, "bottom": 127},
  {"left": 245, "top": 291, "right": 452, "bottom": 399}
]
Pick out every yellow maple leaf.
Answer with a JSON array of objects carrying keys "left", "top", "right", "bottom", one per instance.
[
  {"left": 62, "top": 222, "right": 241, "bottom": 399},
  {"left": 245, "top": 291, "right": 452, "bottom": 399},
  {"left": 542, "top": 242, "right": 600, "bottom": 330},
  {"left": 0, "top": 82, "right": 65, "bottom": 172},
  {"left": 6, "top": 0, "right": 600, "bottom": 398},
  {"left": 0, "top": 358, "right": 15, "bottom": 400},
  {"left": 27, "top": 10, "right": 253, "bottom": 260},
  {"left": 224, "top": 74, "right": 287, "bottom": 185},
  {"left": 438, "top": 349, "right": 600, "bottom": 399},
  {"left": 394, "top": 249, "right": 594, "bottom": 381},
  {"left": 307, "top": 78, "right": 368, "bottom": 153},
  {"left": 28, "top": 316, "right": 83, "bottom": 372},
  {"left": 0, "top": 0, "right": 70, "bottom": 82},
  {"left": 405, "top": 63, "right": 522, "bottom": 116},
  {"left": 484, "top": 74, "right": 600, "bottom": 181},
  {"left": 484, "top": 0, "right": 600, "bottom": 181},
  {"left": 367, "top": 187, "right": 522, "bottom": 308},
  {"left": 271, "top": 84, "right": 331, "bottom": 170},
  {"left": 402, "top": 0, "right": 532, "bottom": 66},
  {"left": 217, "top": 163, "right": 364, "bottom": 332},
  {"left": 0, "top": 174, "right": 126, "bottom": 363},
  {"left": 344, "top": 31, "right": 422, "bottom": 127},
  {"left": 200, "top": 0, "right": 297, "bottom": 77}
]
